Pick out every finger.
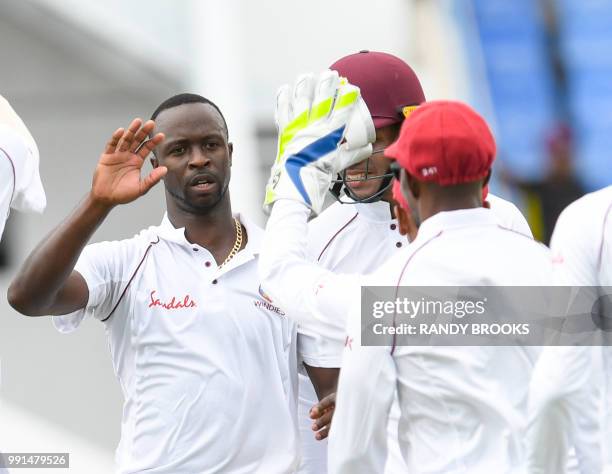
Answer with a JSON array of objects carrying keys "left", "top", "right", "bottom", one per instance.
[
  {"left": 130, "top": 120, "right": 156, "bottom": 153},
  {"left": 117, "top": 118, "right": 142, "bottom": 152},
  {"left": 314, "top": 425, "right": 330, "bottom": 441},
  {"left": 292, "top": 73, "right": 315, "bottom": 122},
  {"left": 105, "top": 128, "right": 125, "bottom": 154},
  {"left": 310, "top": 392, "right": 336, "bottom": 417},
  {"left": 310, "top": 70, "right": 339, "bottom": 122},
  {"left": 137, "top": 133, "right": 165, "bottom": 160},
  {"left": 275, "top": 84, "right": 291, "bottom": 131},
  {"left": 312, "top": 410, "right": 333, "bottom": 430},
  {"left": 139, "top": 166, "right": 167, "bottom": 195},
  {"left": 343, "top": 97, "right": 376, "bottom": 147}
]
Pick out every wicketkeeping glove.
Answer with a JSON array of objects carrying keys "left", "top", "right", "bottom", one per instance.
[{"left": 263, "top": 70, "right": 375, "bottom": 215}]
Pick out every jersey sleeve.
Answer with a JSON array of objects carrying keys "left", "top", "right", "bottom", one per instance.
[
  {"left": 550, "top": 202, "right": 598, "bottom": 286},
  {"left": 52, "top": 238, "right": 140, "bottom": 333},
  {"left": 0, "top": 147, "right": 14, "bottom": 240},
  {"left": 0, "top": 113, "right": 46, "bottom": 214},
  {"left": 297, "top": 328, "right": 344, "bottom": 368},
  {"left": 327, "top": 301, "right": 396, "bottom": 474},
  {"left": 259, "top": 200, "right": 361, "bottom": 345}
]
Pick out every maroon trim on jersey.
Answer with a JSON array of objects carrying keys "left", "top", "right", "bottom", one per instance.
[
  {"left": 598, "top": 200, "right": 612, "bottom": 272},
  {"left": 316, "top": 212, "right": 358, "bottom": 262},
  {"left": 0, "top": 146, "right": 17, "bottom": 211},
  {"left": 101, "top": 237, "right": 160, "bottom": 323},
  {"left": 390, "top": 230, "right": 444, "bottom": 355},
  {"left": 496, "top": 224, "right": 535, "bottom": 241}
]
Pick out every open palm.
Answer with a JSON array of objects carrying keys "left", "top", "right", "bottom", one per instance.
[{"left": 92, "top": 118, "right": 166, "bottom": 206}]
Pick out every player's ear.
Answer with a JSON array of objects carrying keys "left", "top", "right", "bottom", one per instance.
[
  {"left": 395, "top": 205, "right": 418, "bottom": 242},
  {"left": 228, "top": 142, "right": 233, "bottom": 167}
]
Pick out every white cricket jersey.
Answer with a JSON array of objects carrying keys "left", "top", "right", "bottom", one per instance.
[
  {"left": 297, "top": 195, "right": 532, "bottom": 473},
  {"left": 0, "top": 127, "right": 46, "bottom": 240},
  {"left": 528, "top": 186, "right": 612, "bottom": 474},
  {"left": 53, "top": 214, "right": 299, "bottom": 474},
  {"left": 300, "top": 193, "right": 533, "bottom": 364},
  {"left": 259, "top": 199, "right": 546, "bottom": 473}
]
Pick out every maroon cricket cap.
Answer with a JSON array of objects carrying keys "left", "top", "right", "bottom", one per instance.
[
  {"left": 330, "top": 51, "right": 425, "bottom": 128},
  {"left": 386, "top": 101, "right": 496, "bottom": 185}
]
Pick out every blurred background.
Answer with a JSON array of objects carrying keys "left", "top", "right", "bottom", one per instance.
[{"left": 0, "top": 0, "right": 610, "bottom": 472}]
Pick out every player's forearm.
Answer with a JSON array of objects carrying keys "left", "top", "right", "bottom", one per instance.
[
  {"left": 259, "top": 199, "right": 314, "bottom": 320},
  {"left": 260, "top": 200, "right": 357, "bottom": 339},
  {"left": 8, "top": 193, "right": 112, "bottom": 315},
  {"left": 304, "top": 365, "right": 339, "bottom": 400}
]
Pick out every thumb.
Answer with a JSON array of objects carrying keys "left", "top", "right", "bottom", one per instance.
[{"left": 140, "top": 166, "right": 167, "bottom": 195}]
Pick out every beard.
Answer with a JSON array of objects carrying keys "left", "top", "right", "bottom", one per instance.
[{"left": 167, "top": 180, "right": 230, "bottom": 215}]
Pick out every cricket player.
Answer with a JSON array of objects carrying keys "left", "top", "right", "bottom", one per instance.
[
  {"left": 8, "top": 94, "right": 302, "bottom": 473},
  {"left": 0, "top": 95, "right": 46, "bottom": 240},
  {"left": 527, "top": 185, "right": 612, "bottom": 474},
  {"left": 259, "top": 71, "right": 554, "bottom": 472},
  {"left": 297, "top": 51, "right": 534, "bottom": 474}
]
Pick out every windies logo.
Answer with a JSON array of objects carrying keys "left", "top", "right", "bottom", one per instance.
[
  {"left": 255, "top": 285, "right": 285, "bottom": 316},
  {"left": 148, "top": 290, "right": 196, "bottom": 310}
]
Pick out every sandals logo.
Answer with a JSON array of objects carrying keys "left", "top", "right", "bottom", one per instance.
[{"left": 148, "top": 290, "right": 196, "bottom": 310}]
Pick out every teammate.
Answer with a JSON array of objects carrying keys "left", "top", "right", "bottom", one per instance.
[
  {"left": 527, "top": 185, "right": 612, "bottom": 473},
  {"left": 296, "top": 51, "right": 534, "bottom": 474},
  {"left": 0, "top": 94, "right": 46, "bottom": 240},
  {"left": 259, "top": 70, "right": 553, "bottom": 471},
  {"left": 0, "top": 95, "right": 45, "bottom": 474},
  {"left": 8, "top": 94, "right": 301, "bottom": 473}
]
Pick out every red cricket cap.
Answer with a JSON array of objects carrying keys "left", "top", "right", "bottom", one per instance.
[
  {"left": 330, "top": 51, "right": 425, "bottom": 128},
  {"left": 386, "top": 101, "right": 496, "bottom": 185}
]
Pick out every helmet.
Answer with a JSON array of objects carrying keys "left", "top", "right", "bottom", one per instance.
[{"left": 329, "top": 50, "right": 425, "bottom": 203}]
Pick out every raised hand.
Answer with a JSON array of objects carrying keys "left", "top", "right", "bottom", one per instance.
[
  {"left": 91, "top": 118, "right": 166, "bottom": 207},
  {"left": 263, "top": 70, "right": 374, "bottom": 216}
]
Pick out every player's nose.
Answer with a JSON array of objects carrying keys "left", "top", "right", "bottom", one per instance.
[{"left": 188, "top": 147, "right": 210, "bottom": 169}]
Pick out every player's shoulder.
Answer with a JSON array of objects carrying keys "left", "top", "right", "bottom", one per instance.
[
  {"left": 558, "top": 186, "right": 612, "bottom": 223},
  {"left": 551, "top": 186, "right": 612, "bottom": 251},
  {"left": 83, "top": 224, "right": 160, "bottom": 261},
  {"left": 309, "top": 201, "right": 358, "bottom": 232},
  {"left": 307, "top": 201, "right": 359, "bottom": 252},
  {"left": 486, "top": 192, "right": 520, "bottom": 213},
  {"left": 487, "top": 192, "right": 532, "bottom": 237}
]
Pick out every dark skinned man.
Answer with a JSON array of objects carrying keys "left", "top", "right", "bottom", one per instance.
[{"left": 8, "top": 94, "right": 301, "bottom": 473}]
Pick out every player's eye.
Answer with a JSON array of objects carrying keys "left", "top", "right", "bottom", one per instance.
[
  {"left": 205, "top": 141, "right": 220, "bottom": 150},
  {"left": 171, "top": 146, "right": 186, "bottom": 155}
]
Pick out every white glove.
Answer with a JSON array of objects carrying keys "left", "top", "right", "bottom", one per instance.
[{"left": 263, "top": 70, "right": 374, "bottom": 215}]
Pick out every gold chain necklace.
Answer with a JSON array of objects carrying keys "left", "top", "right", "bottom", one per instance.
[{"left": 218, "top": 218, "right": 243, "bottom": 268}]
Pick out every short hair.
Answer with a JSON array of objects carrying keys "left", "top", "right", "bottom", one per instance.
[{"left": 150, "top": 93, "right": 229, "bottom": 138}]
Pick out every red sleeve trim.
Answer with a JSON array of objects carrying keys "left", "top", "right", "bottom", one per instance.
[
  {"left": 101, "top": 237, "right": 160, "bottom": 323},
  {"left": 316, "top": 212, "right": 358, "bottom": 262},
  {"left": 390, "top": 230, "right": 444, "bottom": 355}
]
